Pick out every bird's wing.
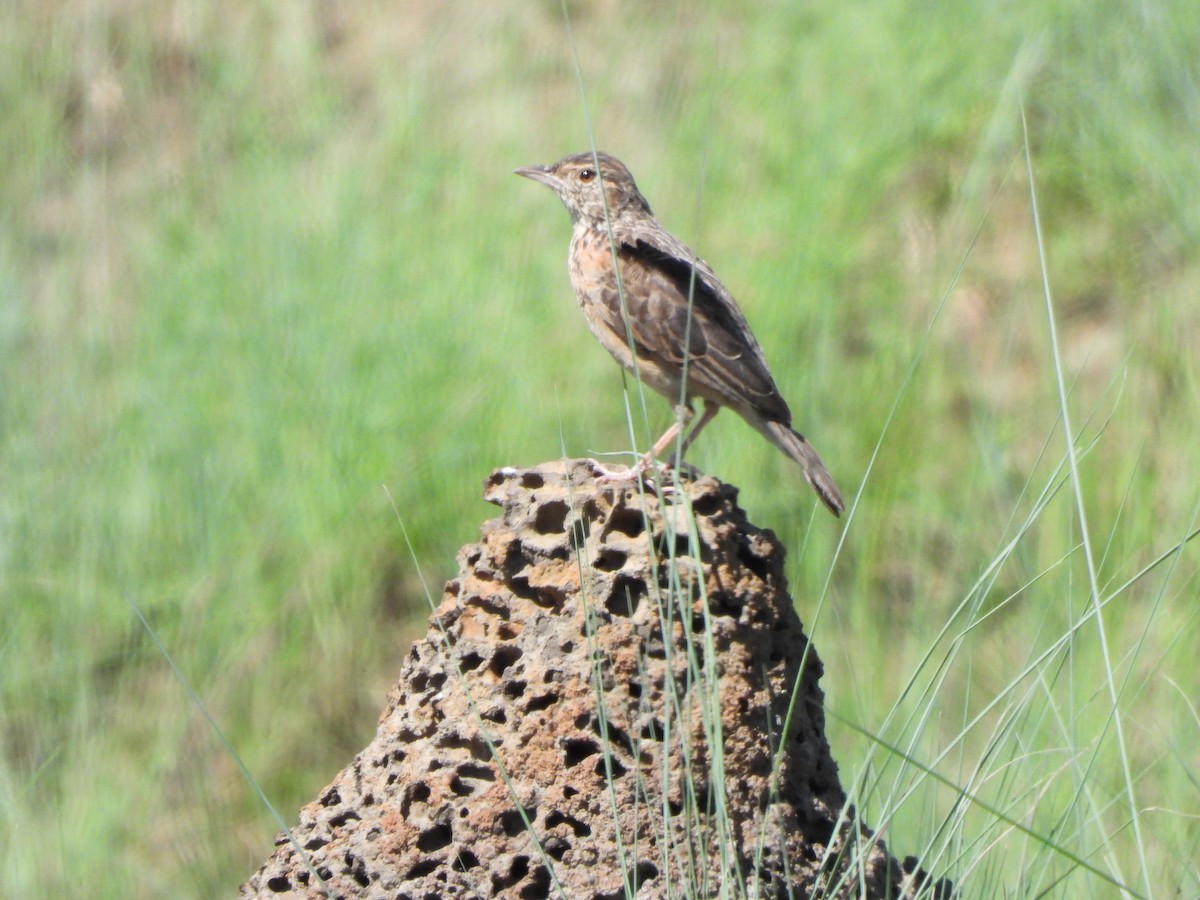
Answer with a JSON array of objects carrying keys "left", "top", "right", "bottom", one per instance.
[{"left": 601, "top": 222, "right": 792, "bottom": 423}]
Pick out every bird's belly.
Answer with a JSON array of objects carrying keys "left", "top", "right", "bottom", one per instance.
[
  {"left": 577, "top": 295, "right": 682, "bottom": 401},
  {"left": 568, "top": 230, "right": 685, "bottom": 402}
]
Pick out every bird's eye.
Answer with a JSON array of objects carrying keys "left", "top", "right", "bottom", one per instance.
[{"left": 579, "top": 168, "right": 596, "bottom": 183}]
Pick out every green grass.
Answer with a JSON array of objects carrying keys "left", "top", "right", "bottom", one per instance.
[{"left": 2, "top": 0, "right": 1198, "bottom": 896}]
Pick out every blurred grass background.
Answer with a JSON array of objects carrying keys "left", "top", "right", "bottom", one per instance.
[{"left": 2, "top": 0, "right": 1197, "bottom": 895}]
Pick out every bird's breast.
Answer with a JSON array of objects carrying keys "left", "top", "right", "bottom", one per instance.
[
  {"left": 567, "top": 227, "right": 619, "bottom": 301},
  {"left": 565, "top": 226, "right": 684, "bottom": 402}
]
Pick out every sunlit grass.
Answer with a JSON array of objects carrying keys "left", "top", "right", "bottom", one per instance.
[{"left": 1, "top": 0, "right": 1197, "bottom": 896}]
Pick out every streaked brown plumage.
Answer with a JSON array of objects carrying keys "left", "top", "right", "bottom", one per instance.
[{"left": 515, "top": 151, "right": 844, "bottom": 516}]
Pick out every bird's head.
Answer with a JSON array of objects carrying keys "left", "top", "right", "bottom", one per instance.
[{"left": 515, "top": 152, "right": 652, "bottom": 224}]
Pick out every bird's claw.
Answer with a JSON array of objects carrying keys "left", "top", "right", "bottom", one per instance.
[{"left": 588, "top": 458, "right": 676, "bottom": 496}]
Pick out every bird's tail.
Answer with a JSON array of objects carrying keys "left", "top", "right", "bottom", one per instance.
[{"left": 762, "top": 420, "right": 845, "bottom": 517}]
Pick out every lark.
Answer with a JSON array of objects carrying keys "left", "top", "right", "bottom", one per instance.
[{"left": 516, "top": 152, "right": 843, "bottom": 516}]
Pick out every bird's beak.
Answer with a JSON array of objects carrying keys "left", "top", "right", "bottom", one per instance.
[{"left": 514, "top": 164, "right": 562, "bottom": 191}]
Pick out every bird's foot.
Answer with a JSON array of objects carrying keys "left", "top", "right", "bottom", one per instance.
[
  {"left": 589, "top": 462, "right": 641, "bottom": 483},
  {"left": 588, "top": 455, "right": 675, "bottom": 494}
]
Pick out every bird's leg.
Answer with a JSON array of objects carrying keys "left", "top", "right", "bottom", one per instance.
[
  {"left": 649, "top": 403, "right": 696, "bottom": 461},
  {"left": 668, "top": 400, "right": 720, "bottom": 466},
  {"left": 593, "top": 404, "right": 694, "bottom": 485}
]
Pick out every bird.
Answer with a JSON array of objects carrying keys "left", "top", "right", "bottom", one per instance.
[{"left": 515, "top": 151, "right": 844, "bottom": 516}]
